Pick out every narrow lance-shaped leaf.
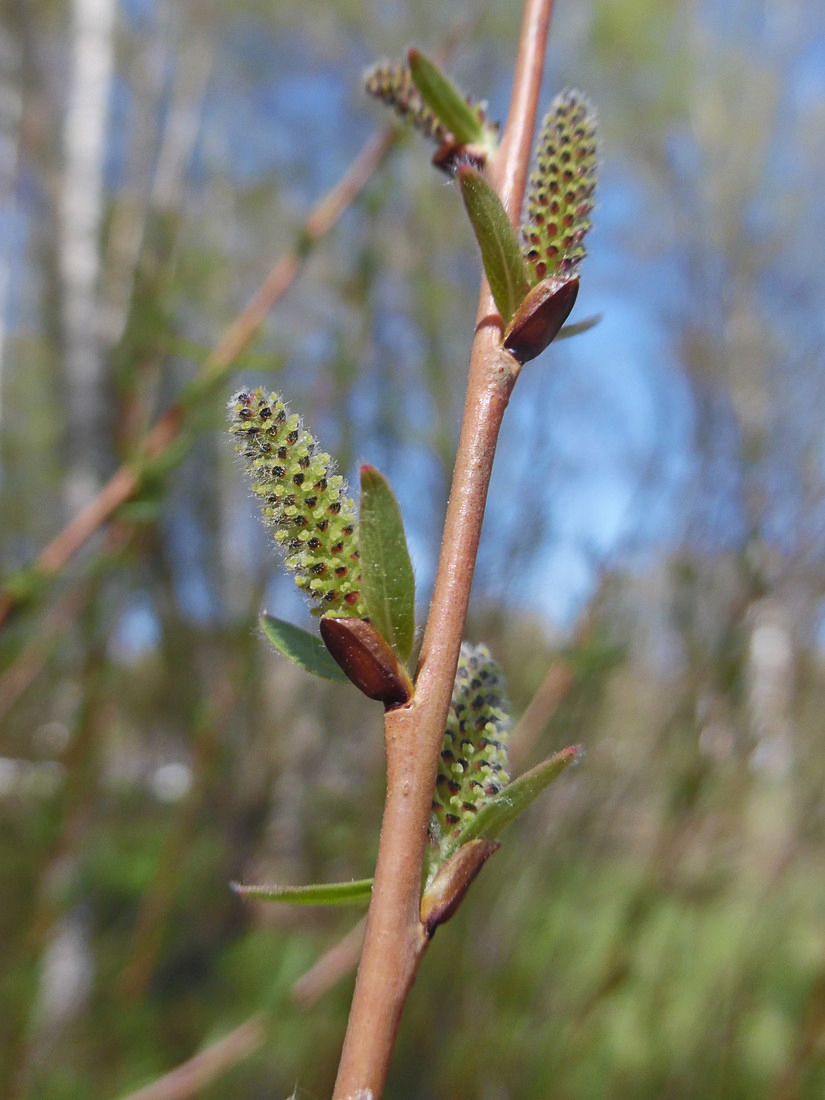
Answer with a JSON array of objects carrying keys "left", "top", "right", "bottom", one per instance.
[
  {"left": 260, "top": 614, "right": 350, "bottom": 684},
  {"left": 231, "top": 878, "right": 373, "bottom": 907},
  {"left": 443, "top": 745, "right": 581, "bottom": 862},
  {"left": 458, "top": 165, "right": 529, "bottom": 326},
  {"left": 358, "top": 465, "right": 416, "bottom": 662},
  {"left": 420, "top": 838, "right": 501, "bottom": 936},
  {"left": 407, "top": 48, "right": 485, "bottom": 145}
]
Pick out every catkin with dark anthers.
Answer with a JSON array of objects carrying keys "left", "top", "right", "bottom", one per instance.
[
  {"left": 364, "top": 59, "right": 450, "bottom": 143},
  {"left": 522, "top": 89, "right": 598, "bottom": 283},
  {"left": 364, "top": 58, "right": 495, "bottom": 148},
  {"left": 228, "top": 388, "right": 366, "bottom": 619},
  {"left": 430, "top": 643, "right": 512, "bottom": 859}
]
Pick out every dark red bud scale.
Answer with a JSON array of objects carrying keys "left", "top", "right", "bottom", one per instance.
[
  {"left": 319, "top": 617, "right": 413, "bottom": 709},
  {"left": 420, "top": 838, "right": 501, "bottom": 936},
  {"left": 503, "top": 276, "right": 579, "bottom": 364}
]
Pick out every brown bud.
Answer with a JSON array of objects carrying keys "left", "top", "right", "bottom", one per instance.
[
  {"left": 320, "top": 617, "right": 413, "bottom": 709},
  {"left": 420, "top": 838, "right": 501, "bottom": 937},
  {"left": 503, "top": 276, "right": 579, "bottom": 363}
]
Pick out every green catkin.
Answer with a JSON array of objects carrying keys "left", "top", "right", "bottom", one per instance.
[
  {"left": 228, "top": 388, "right": 366, "bottom": 619},
  {"left": 430, "top": 643, "right": 512, "bottom": 858},
  {"left": 364, "top": 59, "right": 493, "bottom": 148},
  {"left": 364, "top": 59, "right": 449, "bottom": 143},
  {"left": 521, "top": 89, "right": 598, "bottom": 284}
]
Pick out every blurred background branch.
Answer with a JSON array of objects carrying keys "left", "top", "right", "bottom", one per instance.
[{"left": 0, "top": 123, "right": 397, "bottom": 632}]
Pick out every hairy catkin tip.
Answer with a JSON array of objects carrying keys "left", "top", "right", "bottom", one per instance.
[{"left": 228, "top": 388, "right": 366, "bottom": 619}]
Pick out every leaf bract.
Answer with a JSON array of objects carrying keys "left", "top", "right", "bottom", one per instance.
[
  {"left": 442, "top": 745, "right": 581, "bottom": 862},
  {"left": 231, "top": 878, "right": 373, "bottom": 906},
  {"left": 358, "top": 466, "right": 416, "bottom": 662},
  {"left": 260, "top": 614, "right": 350, "bottom": 683},
  {"left": 408, "top": 49, "right": 485, "bottom": 145},
  {"left": 458, "top": 166, "right": 529, "bottom": 325}
]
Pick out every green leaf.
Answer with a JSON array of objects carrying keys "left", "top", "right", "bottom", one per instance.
[
  {"left": 358, "top": 466, "right": 416, "bottom": 663},
  {"left": 1, "top": 565, "right": 49, "bottom": 608},
  {"left": 259, "top": 614, "right": 350, "bottom": 683},
  {"left": 444, "top": 745, "right": 581, "bottom": 861},
  {"left": 458, "top": 166, "right": 529, "bottom": 325},
  {"left": 407, "top": 49, "right": 485, "bottom": 145},
  {"left": 231, "top": 878, "right": 373, "bottom": 906}
]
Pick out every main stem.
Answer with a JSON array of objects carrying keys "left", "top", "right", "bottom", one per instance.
[{"left": 333, "top": 2, "right": 554, "bottom": 1095}]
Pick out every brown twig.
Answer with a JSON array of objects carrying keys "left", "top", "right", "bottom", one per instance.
[
  {"left": 332, "top": 2, "right": 555, "bottom": 1095},
  {"left": 113, "top": 915, "right": 365, "bottom": 1100},
  {"left": 0, "top": 126, "right": 397, "bottom": 634},
  {"left": 291, "top": 917, "right": 367, "bottom": 1009},
  {"left": 0, "top": 581, "right": 88, "bottom": 727},
  {"left": 116, "top": 1015, "right": 267, "bottom": 1100},
  {"left": 509, "top": 607, "right": 596, "bottom": 771}
]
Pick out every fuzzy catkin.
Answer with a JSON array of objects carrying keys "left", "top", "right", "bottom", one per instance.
[
  {"left": 430, "top": 643, "right": 512, "bottom": 856},
  {"left": 228, "top": 388, "right": 366, "bottom": 618},
  {"left": 522, "top": 89, "right": 598, "bottom": 283},
  {"left": 364, "top": 58, "right": 493, "bottom": 150},
  {"left": 364, "top": 59, "right": 449, "bottom": 143}
]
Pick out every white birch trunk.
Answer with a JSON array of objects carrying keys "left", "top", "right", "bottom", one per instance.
[{"left": 59, "top": 0, "right": 115, "bottom": 514}]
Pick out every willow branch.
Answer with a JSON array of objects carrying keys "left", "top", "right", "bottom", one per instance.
[
  {"left": 116, "top": 915, "right": 365, "bottom": 1100},
  {"left": 332, "top": 2, "right": 554, "bottom": 1096},
  {"left": 117, "top": 1016, "right": 267, "bottom": 1100}
]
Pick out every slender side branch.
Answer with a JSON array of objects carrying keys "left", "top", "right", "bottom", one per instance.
[
  {"left": 117, "top": 1016, "right": 267, "bottom": 1100},
  {"left": 333, "top": 1, "right": 554, "bottom": 1095},
  {"left": 116, "top": 915, "right": 365, "bottom": 1100},
  {"left": 0, "top": 126, "right": 396, "bottom": 633}
]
